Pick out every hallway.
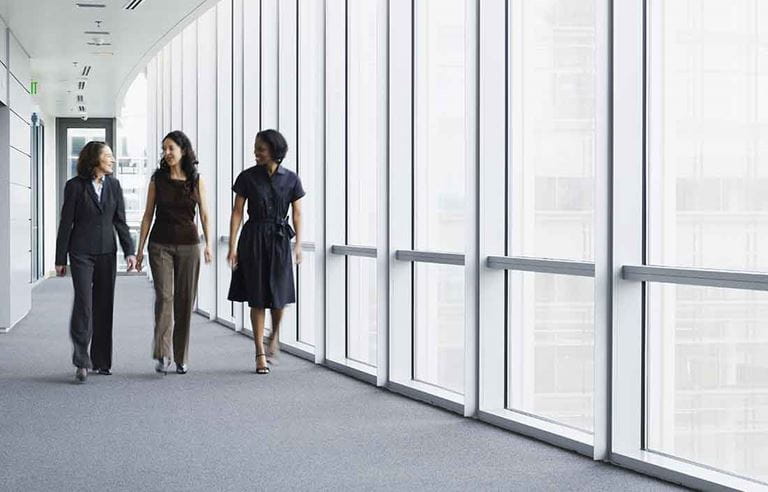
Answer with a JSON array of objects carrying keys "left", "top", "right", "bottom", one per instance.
[{"left": 0, "top": 277, "right": 680, "bottom": 491}]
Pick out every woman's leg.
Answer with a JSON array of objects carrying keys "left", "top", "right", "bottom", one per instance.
[
  {"left": 90, "top": 253, "right": 117, "bottom": 371},
  {"left": 172, "top": 244, "right": 201, "bottom": 367},
  {"left": 149, "top": 244, "right": 174, "bottom": 363},
  {"left": 268, "top": 308, "right": 284, "bottom": 356},
  {"left": 250, "top": 307, "right": 268, "bottom": 370},
  {"left": 69, "top": 253, "right": 95, "bottom": 370}
]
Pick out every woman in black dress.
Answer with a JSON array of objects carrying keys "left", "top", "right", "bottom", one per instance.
[{"left": 227, "top": 129, "right": 305, "bottom": 374}]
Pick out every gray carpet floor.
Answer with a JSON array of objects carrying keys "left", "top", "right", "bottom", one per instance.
[{"left": 0, "top": 277, "right": 685, "bottom": 491}]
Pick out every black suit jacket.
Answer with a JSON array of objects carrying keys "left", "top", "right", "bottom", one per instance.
[{"left": 55, "top": 175, "right": 136, "bottom": 265}]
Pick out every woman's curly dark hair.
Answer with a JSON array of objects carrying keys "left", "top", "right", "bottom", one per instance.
[
  {"left": 76, "top": 141, "right": 108, "bottom": 178},
  {"left": 256, "top": 129, "right": 288, "bottom": 164},
  {"left": 154, "top": 130, "right": 199, "bottom": 184}
]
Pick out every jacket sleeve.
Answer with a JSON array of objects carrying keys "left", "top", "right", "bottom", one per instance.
[
  {"left": 55, "top": 179, "right": 78, "bottom": 265},
  {"left": 112, "top": 178, "right": 136, "bottom": 257}
]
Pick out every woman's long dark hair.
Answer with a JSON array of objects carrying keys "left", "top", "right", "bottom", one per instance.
[
  {"left": 154, "top": 130, "right": 199, "bottom": 184},
  {"left": 77, "top": 141, "right": 108, "bottom": 178}
]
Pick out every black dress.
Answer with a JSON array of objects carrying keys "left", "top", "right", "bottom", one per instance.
[{"left": 228, "top": 164, "right": 305, "bottom": 308}]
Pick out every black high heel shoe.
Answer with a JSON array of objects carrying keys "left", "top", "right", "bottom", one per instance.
[{"left": 255, "top": 353, "right": 270, "bottom": 375}]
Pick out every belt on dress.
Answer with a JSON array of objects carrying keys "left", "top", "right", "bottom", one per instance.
[{"left": 248, "top": 217, "right": 296, "bottom": 240}]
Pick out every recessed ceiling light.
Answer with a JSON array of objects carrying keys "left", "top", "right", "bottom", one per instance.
[
  {"left": 76, "top": 3, "right": 106, "bottom": 8},
  {"left": 87, "top": 41, "right": 111, "bottom": 46},
  {"left": 84, "top": 31, "right": 110, "bottom": 35}
]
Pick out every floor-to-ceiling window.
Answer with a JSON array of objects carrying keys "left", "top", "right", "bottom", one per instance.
[
  {"left": 116, "top": 73, "right": 148, "bottom": 270},
  {"left": 644, "top": 0, "right": 768, "bottom": 483},
  {"left": 412, "top": 0, "right": 467, "bottom": 396},
  {"left": 295, "top": 0, "right": 324, "bottom": 349},
  {"left": 345, "top": 0, "right": 383, "bottom": 367},
  {"left": 134, "top": 0, "right": 768, "bottom": 488},
  {"left": 506, "top": 0, "right": 597, "bottom": 434},
  {"left": 195, "top": 6, "right": 218, "bottom": 316},
  {"left": 215, "top": 0, "right": 234, "bottom": 325}
]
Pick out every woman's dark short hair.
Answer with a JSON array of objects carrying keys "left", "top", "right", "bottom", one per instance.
[
  {"left": 256, "top": 129, "right": 288, "bottom": 164},
  {"left": 77, "top": 141, "right": 108, "bottom": 178},
  {"left": 155, "top": 130, "right": 199, "bottom": 183}
]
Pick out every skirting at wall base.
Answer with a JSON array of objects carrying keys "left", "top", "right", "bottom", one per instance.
[{"left": 0, "top": 308, "right": 30, "bottom": 333}]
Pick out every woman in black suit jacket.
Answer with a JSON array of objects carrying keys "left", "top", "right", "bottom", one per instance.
[{"left": 55, "top": 141, "right": 137, "bottom": 383}]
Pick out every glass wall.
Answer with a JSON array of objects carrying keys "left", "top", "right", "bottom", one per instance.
[
  {"left": 345, "top": 0, "right": 383, "bottom": 367},
  {"left": 136, "top": 0, "right": 768, "bottom": 487},
  {"left": 645, "top": 0, "right": 768, "bottom": 482},
  {"left": 116, "top": 72, "right": 148, "bottom": 268},
  {"left": 507, "top": 0, "right": 597, "bottom": 434},
  {"left": 296, "top": 0, "right": 324, "bottom": 348},
  {"left": 412, "top": 0, "right": 466, "bottom": 395}
]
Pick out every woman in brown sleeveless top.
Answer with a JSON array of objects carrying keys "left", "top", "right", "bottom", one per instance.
[{"left": 135, "top": 131, "right": 213, "bottom": 375}]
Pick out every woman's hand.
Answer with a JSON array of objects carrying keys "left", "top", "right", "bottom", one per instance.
[
  {"left": 135, "top": 253, "right": 144, "bottom": 272},
  {"left": 126, "top": 255, "right": 137, "bottom": 272},
  {"left": 204, "top": 245, "right": 213, "bottom": 264},
  {"left": 293, "top": 244, "right": 303, "bottom": 265},
  {"left": 227, "top": 249, "right": 238, "bottom": 269},
  {"left": 55, "top": 265, "right": 67, "bottom": 277}
]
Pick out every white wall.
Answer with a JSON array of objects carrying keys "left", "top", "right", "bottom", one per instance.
[{"left": 0, "top": 23, "right": 32, "bottom": 331}]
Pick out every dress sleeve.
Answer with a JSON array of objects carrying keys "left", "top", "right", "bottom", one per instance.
[
  {"left": 232, "top": 171, "right": 248, "bottom": 197},
  {"left": 291, "top": 175, "right": 306, "bottom": 202}
]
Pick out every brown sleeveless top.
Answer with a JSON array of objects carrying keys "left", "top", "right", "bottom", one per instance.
[{"left": 148, "top": 172, "right": 200, "bottom": 245}]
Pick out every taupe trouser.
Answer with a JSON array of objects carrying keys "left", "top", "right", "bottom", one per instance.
[{"left": 148, "top": 242, "right": 201, "bottom": 365}]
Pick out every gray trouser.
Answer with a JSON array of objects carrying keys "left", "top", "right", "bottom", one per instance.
[
  {"left": 148, "top": 243, "right": 201, "bottom": 365},
  {"left": 69, "top": 253, "right": 117, "bottom": 369}
]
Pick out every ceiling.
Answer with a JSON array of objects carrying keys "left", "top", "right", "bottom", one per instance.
[{"left": 0, "top": 0, "right": 216, "bottom": 118}]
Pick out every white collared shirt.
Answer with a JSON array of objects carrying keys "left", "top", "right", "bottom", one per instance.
[{"left": 92, "top": 177, "right": 104, "bottom": 200}]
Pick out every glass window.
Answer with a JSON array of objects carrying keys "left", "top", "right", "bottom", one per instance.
[
  {"left": 507, "top": 272, "right": 594, "bottom": 432},
  {"left": 346, "top": 257, "right": 377, "bottom": 365},
  {"left": 195, "top": 7, "right": 218, "bottom": 316},
  {"left": 505, "top": 0, "right": 597, "bottom": 432},
  {"left": 216, "top": 0, "right": 234, "bottom": 321},
  {"left": 647, "top": 0, "right": 768, "bottom": 271},
  {"left": 296, "top": 0, "right": 324, "bottom": 346},
  {"left": 413, "top": 0, "right": 466, "bottom": 394},
  {"left": 345, "top": 0, "right": 383, "bottom": 366},
  {"left": 646, "top": 1, "right": 768, "bottom": 482},
  {"left": 414, "top": 0, "right": 466, "bottom": 254},
  {"left": 116, "top": 73, "right": 148, "bottom": 268},
  {"left": 67, "top": 128, "right": 105, "bottom": 180},
  {"left": 646, "top": 283, "right": 768, "bottom": 483},
  {"left": 509, "top": 0, "right": 596, "bottom": 262},
  {"left": 413, "top": 263, "right": 465, "bottom": 393}
]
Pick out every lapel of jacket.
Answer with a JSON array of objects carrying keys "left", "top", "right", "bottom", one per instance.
[
  {"left": 102, "top": 176, "right": 111, "bottom": 208},
  {"left": 85, "top": 176, "right": 103, "bottom": 213}
]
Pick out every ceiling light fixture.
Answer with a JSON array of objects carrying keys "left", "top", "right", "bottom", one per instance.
[
  {"left": 81, "top": 65, "right": 92, "bottom": 77},
  {"left": 123, "top": 0, "right": 147, "bottom": 10},
  {"left": 76, "top": 3, "right": 106, "bottom": 8},
  {"left": 84, "top": 31, "right": 110, "bottom": 35}
]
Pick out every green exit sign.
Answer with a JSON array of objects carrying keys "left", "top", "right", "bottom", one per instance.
[{"left": 30, "top": 80, "right": 38, "bottom": 95}]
